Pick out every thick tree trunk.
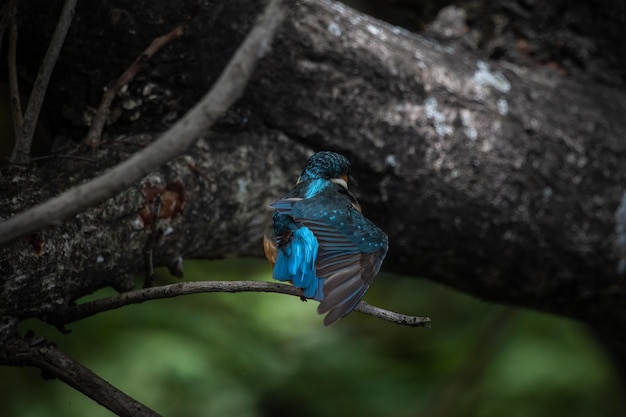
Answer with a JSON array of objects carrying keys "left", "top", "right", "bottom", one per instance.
[{"left": 1, "top": 0, "right": 626, "bottom": 367}]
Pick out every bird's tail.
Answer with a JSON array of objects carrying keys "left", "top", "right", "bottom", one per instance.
[{"left": 273, "top": 226, "right": 322, "bottom": 299}]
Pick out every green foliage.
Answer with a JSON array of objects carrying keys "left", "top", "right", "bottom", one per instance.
[{"left": 1, "top": 259, "right": 624, "bottom": 417}]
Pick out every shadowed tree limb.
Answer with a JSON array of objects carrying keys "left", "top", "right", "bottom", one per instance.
[
  {"left": 0, "top": 0, "right": 286, "bottom": 246},
  {"left": 0, "top": 332, "right": 161, "bottom": 417},
  {"left": 45, "top": 280, "right": 431, "bottom": 328}
]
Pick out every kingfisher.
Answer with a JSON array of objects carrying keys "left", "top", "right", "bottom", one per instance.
[{"left": 264, "top": 151, "right": 388, "bottom": 326}]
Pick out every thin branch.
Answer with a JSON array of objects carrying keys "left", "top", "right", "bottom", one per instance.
[
  {"left": 354, "top": 301, "right": 431, "bottom": 327},
  {"left": 7, "top": 4, "right": 24, "bottom": 153},
  {"left": 2, "top": 336, "right": 161, "bottom": 417},
  {"left": 0, "top": 0, "right": 286, "bottom": 246},
  {"left": 83, "top": 13, "right": 194, "bottom": 149},
  {"left": 11, "top": 0, "right": 78, "bottom": 164},
  {"left": 0, "top": 0, "right": 17, "bottom": 48},
  {"left": 29, "top": 154, "right": 102, "bottom": 164},
  {"left": 46, "top": 280, "right": 431, "bottom": 328}
]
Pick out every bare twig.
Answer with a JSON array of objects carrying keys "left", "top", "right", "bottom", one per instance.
[
  {"left": 11, "top": 0, "right": 78, "bottom": 164},
  {"left": 354, "top": 301, "right": 431, "bottom": 327},
  {"left": 0, "top": 0, "right": 286, "bottom": 246},
  {"left": 83, "top": 14, "right": 194, "bottom": 149},
  {"left": 46, "top": 280, "right": 431, "bottom": 328},
  {"left": 0, "top": 0, "right": 17, "bottom": 48},
  {"left": 29, "top": 154, "right": 102, "bottom": 164},
  {"left": 2, "top": 336, "right": 161, "bottom": 417},
  {"left": 7, "top": 4, "right": 24, "bottom": 151}
]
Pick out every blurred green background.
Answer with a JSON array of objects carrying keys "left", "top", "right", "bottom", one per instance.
[{"left": 1, "top": 259, "right": 625, "bottom": 417}]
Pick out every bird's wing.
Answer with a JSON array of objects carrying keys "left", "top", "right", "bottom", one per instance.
[{"left": 272, "top": 194, "right": 388, "bottom": 326}]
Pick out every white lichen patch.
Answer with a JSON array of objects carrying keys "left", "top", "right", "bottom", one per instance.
[
  {"left": 327, "top": 21, "right": 342, "bottom": 37},
  {"left": 424, "top": 97, "right": 453, "bottom": 137},
  {"left": 472, "top": 61, "right": 511, "bottom": 96},
  {"left": 385, "top": 154, "right": 398, "bottom": 167},
  {"left": 142, "top": 83, "right": 162, "bottom": 100},
  {"left": 497, "top": 98, "right": 509, "bottom": 116},
  {"left": 122, "top": 98, "right": 142, "bottom": 110},
  {"left": 143, "top": 173, "right": 165, "bottom": 187},
  {"left": 329, "top": 1, "right": 346, "bottom": 14},
  {"left": 460, "top": 109, "right": 478, "bottom": 141},
  {"left": 366, "top": 23, "right": 385, "bottom": 39},
  {"left": 234, "top": 177, "right": 250, "bottom": 205},
  {"left": 237, "top": 178, "right": 248, "bottom": 194},
  {"left": 381, "top": 102, "right": 421, "bottom": 126}
]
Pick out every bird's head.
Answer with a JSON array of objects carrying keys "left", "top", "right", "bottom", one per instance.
[{"left": 297, "top": 151, "right": 352, "bottom": 188}]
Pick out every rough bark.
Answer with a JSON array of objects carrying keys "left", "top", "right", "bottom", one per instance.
[{"left": 1, "top": 0, "right": 626, "bottom": 371}]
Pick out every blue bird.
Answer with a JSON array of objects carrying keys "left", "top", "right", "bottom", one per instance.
[{"left": 264, "top": 151, "right": 388, "bottom": 326}]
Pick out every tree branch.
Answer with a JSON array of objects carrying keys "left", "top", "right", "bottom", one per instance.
[
  {"left": 0, "top": 0, "right": 286, "bottom": 246},
  {"left": 0, "top": 0, "right": 16, "bottom": 49},
  {"left": 46, "top": 280, "right": 431, "bottom": 328},
  {"left": 7, "top": 2, "right": 23, "bottom": 155},
  {"left": 83, "top": 13, "right": 193, "bottom": 149},
  {"left": 11, "top": 0, "right": 77, "bottom": 163},
  {"left": 1, "top": 335, "right": 161, "bottom": 417}
]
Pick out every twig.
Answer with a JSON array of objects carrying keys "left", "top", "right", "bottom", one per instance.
[
  {"left": 11, "top": 0, "right": 78, "bottom": 164},
  {"left": 29, "top": 154, "right": 102, "bottom": 164},
  {"left": 0, "top": 0, "right": 17, "bottom": 48},
  {"left": 142, "top": 195, "right": 161, "bottom": 288},
  {"left": 7, "top": 3, "right": 24, "bottom": 152},
  {"left": 2, "top": 335, "right": 161, "bottom": 417},
  {"left": 354, "top": 301, "right": 431, "bottom": 327},
  {"left": 83, "top": 13, "right": 194, "bottom": 150},
  {"left": 0, "top": 0, "right": 286, "bottom": 246},
  {"left": 46, "top": 280, "right": 431, "bottom": 327}
]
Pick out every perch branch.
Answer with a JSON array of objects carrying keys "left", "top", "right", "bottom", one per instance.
[
  {"left": 46, "top": 280, "right": 432, "bottom": 328},
  {"left": 2, "top": 336, "right": 161, "bottom": 417},
  {"left": 83, "top": 12, "right": 194, "bottom": 149},
  {"left": 0, "top": 0, "right": 286, "bottom": 246},
  {"left": 11, "top": 0, "right": 78, "bottom": 163}
]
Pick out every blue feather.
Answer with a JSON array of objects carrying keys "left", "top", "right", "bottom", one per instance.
[
  {"left": 303, "top": 178, "right": 328, "bottom": 199},
  {"left": 273, "top": 226, "right": 321, "bottom": 298}
]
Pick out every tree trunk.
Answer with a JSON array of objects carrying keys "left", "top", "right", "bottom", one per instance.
[{"left": 1, "top": 0, "right": 626, "bottom": 370}]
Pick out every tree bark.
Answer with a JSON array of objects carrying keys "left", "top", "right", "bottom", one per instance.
[{"left": 1, "top": 0, "right": 626, "bottom": 369}]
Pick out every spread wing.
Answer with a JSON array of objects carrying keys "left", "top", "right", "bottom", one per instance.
[{"left": 272, "top": 192, "right": 388, "bottom": 326}]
